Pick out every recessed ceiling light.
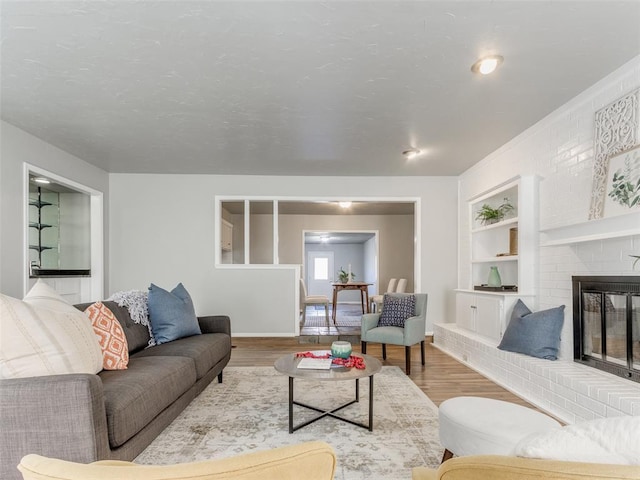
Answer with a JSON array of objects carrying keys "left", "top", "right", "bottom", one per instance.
[
  {"left": 338, "top": 201, "right": 352, "bottom": 208},
  {"left": 471, "top": 55, "right": 504, "bottom": 75},
  {"left": 402, "top": 148, "right": 421, "bottom": 160},
  {"left": 33, "top": 177, "right": 50, "bottom": 184}
]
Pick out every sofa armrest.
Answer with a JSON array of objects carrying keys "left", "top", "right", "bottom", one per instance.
[
  {"left": 412, "top": 455, "right": 640, "bottom": 480},
  {"left": 0, "top": 374, "right": 109, "bottom": 480},
  {"left": 198, "top": 315, "right": 231, "bottom": 336}
]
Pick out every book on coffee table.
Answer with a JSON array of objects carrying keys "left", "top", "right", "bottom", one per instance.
[{"left": 297, "top": 358, "right": 332, "bottom": 370}]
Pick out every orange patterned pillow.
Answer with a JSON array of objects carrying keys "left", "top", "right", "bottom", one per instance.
[{"left": 85, "top": 302, "right": 129, "bottom": 370}]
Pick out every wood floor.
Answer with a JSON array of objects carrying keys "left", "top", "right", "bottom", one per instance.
[{"left": 228, "top": 336, "right": 535, "bottom": 408}]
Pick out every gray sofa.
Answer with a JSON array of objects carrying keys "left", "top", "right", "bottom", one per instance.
[{"left": 0, "top": 301, "right": 232, "bottom": 480}]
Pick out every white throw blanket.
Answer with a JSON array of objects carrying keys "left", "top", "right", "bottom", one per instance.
[
  {"left": 107, "top": 290, "right": 155, "bottom": 347},
  {"left": 515, "top": 415, "right": 640, "bottom": 465}
]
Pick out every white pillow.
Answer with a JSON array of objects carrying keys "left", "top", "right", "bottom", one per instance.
[
  {"left": 0, "top": 282, "right": 103, "bottom": 379},
  {"left": 514, "top": 416, "right": 640, "bottom": 465},
  {"left": 23, "top": 279, "right": 81, "bottom": 312}
]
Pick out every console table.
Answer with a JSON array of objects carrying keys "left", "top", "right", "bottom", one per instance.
[{"left": 331, "top": 282, "right": 372, "bottom": 323}]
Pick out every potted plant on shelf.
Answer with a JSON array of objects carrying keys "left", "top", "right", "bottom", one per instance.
[
  {"left": 337, "top": 267, "right": 355, "bottom": 283},
  {"left": 475, "top": 198, "right": 515, "bottom": 225}
]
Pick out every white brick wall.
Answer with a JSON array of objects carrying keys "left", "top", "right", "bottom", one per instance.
[
  {"left": 439, "top": 55, "right": 640, "bottom": 423},
  {"left": 434, "top": 323, "right": 640, "bottom": 424}
]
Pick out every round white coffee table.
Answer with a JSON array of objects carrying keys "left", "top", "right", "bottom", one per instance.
[{"left": 274, "top": 351, "right": 382, "bottom": 433}]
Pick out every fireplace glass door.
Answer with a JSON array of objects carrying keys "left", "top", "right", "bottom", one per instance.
[
  {"left": 634, "top": 295, "right": 640, "bottom": 372},
  {"left": 574, "top": 277, "right": 640, "bottom": 383}
]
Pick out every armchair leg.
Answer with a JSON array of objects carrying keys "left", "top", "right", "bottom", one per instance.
[
  {"left": 421, "top": 340, "right": 426, "bottom": 365},
  {"left": 218, "top": 371, "right": 223, "bottom": 383},
  {"left": 361, "top": 341, "right": 367, "bottom": 354},
  {"left": 382, "top": 344, "right": 387, "bottom": 360},
  {"left": 405, "top": 346, "right": 411, "bottom": 375}
]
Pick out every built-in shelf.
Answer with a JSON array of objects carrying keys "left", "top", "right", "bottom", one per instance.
[
  {"left": 29, "top": 199, "right": 54, "bottom": 209},
  {"left": 455, "top": 288, "right": 530, "bottom": 297},
  {"left": 470, "top": 217, "right": 518, "bottom": 234},
  {"left": 30, "top": 269, "right": 91, "bottom": 278},
  {"left": 29, "top": 245, "right": 55, "bottom": 252},
  {"left": 472, "top": 255, "right": 518, "bottom": 264},
  {"left": 29, "top": 222, "right": 53, "bottom": 230},
  {"left": 458, "top": 176, "right": 538, "bottom": 343},
  {"left": 540, "top": 212, "right": 640, "bottom": 247}
]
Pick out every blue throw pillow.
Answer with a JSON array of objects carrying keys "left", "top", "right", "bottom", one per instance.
[
  {"left": 148, "top": 283, "right": 201, "bottom": 344},
  {"left": 378, "top": 294, "right": 416, "bottom": 327},
  {"left": 498, "top": 299, "right": 565, "bottom": 360}
]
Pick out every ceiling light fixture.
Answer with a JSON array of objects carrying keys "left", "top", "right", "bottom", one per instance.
[
  {"left": 402, "top": 148, "right": 421, "bottom": 160},
  {"left": 338, "top": 201, "right": 352, "bottom": 208},
  {"left": 33, "top": 177, "right": 50, "bottom": 184},
  {"left": 471, "top": 55, "right": 503, "bottom": 75}
]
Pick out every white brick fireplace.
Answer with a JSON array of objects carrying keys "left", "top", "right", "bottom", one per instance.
[{"left": 434, "top": 56, "right": 640, "bottom": 424}]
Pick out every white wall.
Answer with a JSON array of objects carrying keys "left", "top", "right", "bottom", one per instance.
[
  {"left": 0, "top": 121, "right": 109, "bottom": 298},
  {"left": 457, "top": 56, "right": 640, "bottom": 360},
  {"left": 108, "top": 175, "right": 458, "bottom": 336},
  {"left": 363, "top": 236, "right": 377, "bottom": 294}
]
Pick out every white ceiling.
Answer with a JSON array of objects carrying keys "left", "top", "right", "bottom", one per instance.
[
  {"left": 305, "top": 232, "right": 376, "bottom": 245},
  {"left": 2, "top": 1, "right": 639, "bottom": 176}
]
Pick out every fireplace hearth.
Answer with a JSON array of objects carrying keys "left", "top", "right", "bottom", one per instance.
[{"left": 573, "top": 276, "right": 640, "bottom": 383}]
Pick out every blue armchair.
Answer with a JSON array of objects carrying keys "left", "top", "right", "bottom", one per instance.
[{"left": 360, "top": 293, "right": 428, "bottom": 375}]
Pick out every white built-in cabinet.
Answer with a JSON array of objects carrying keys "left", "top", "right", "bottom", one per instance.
[
  {"left": 455, "top": 291, "right": 535, "bottom": 342},
  {"left": 456, "top": 175, "right": 538, "bottom": 342}
]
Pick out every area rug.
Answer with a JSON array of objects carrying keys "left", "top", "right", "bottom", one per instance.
[
  {"left": 303, "top": 306, "right": 364, "bottom": 327},
  {"left": 136, "top": 366, "right": 442, "bottom": 479}
]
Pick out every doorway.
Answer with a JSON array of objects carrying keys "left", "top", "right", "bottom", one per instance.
[
  {"left": 302, "top": 231, "right": 377, "bottom": 338},
  {"left": 24, "top": 164, "right": 104, "bottom": 303}
]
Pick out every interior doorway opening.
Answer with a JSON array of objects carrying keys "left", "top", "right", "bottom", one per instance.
[{"left": 302, "top": 231, "right": 377, "bottom": 337}]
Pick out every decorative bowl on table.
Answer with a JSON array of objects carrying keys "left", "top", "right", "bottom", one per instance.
[{"left": 331, "top": 341, "right": 352, "bottom": 359}]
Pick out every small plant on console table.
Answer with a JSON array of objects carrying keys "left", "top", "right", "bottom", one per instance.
[
  {"left": 337, "top": 267, "right": 355, "bottom": 283},
  {"left": 475, "top": 198, "right": 514, "bottom": 226}
]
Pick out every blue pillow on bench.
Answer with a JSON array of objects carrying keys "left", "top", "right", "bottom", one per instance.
[
  {"left": 148, "top": 283, "right": 201, "bottom": 344},
  {"left": 498, "top": 299, "right": 565, "bottom": 360}
]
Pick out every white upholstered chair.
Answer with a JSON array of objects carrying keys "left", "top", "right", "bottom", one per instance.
[
  {"left": 396, "top": 278, "right": 408, "bottom": 293},
  {"left": 18, "top": 441, "right": 337, "bottom": 480},
  {"left": 369, "top": 278, "right": 397, "bottom": 313},
  {"left": 300, "top": 279, "right": 330, "bottom": 325}
]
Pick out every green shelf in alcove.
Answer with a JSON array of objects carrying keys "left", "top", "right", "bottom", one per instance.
[
  {"left": 29, "top": 222, "right": 54, "bottom": 230},
  {"left": 29, "top": 199, "right": 54, "bottom": 208},
  {"left": 29, "top": 245, "right": 55, "bottom": 252}
]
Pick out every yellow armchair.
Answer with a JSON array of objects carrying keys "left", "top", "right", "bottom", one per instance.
[
  {"left": 18, "top": 441, "right": 336, "bottom": 480},
  {"left": 412, "top": 455, "right": 640, "bottom": 480}
]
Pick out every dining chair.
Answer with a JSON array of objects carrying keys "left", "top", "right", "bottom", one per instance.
[
  {"left": 369, "top": 278, "right": 397, "bottom": 312},
  {"left": 361, "top": 293, "right": 428, "bottom": 375},
  {"left": 396, "top": 278, "right": 407, "bottom": 293},
  {"left": 299, "top": 278, "right": 330, "bottom": 325}
]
